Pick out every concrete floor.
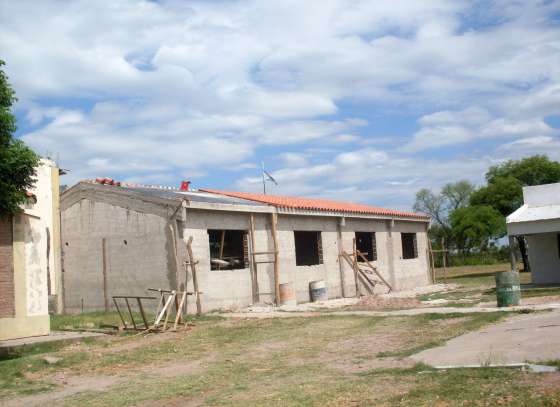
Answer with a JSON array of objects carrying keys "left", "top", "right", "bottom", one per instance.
[
  {"left": 0, "top": 331, "right": 105, "bottom": 354},
  {"left": 412, "top": 310, "right": 560, "bottom": 367}
]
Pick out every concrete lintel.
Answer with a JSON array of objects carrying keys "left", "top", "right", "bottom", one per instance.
[
  {"left": 507, "top": 218, "right": 560, "bottom": 236},
  {"left": 187, "top": 201, "right": 273, "bottom": 213}
]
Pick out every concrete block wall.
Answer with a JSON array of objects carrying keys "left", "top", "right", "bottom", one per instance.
[
  {"left": 390, "top": 221, "right": 431, "bottom": 290},
  {"left": 62, "top": 199, "right": 181, "bottom": 313},
  {"left": 181, "top": 209, "right": 273, "bottom": 312},
  {"left": 276, "top": 215, "right": 339, "bottom": 302},
  {"left": 61, "top": 197, "right": 430, "bottom": 314}
]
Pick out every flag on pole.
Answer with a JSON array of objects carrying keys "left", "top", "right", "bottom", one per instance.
[{"left": 263, "top": 169, "right": 278, "bottom": 185}]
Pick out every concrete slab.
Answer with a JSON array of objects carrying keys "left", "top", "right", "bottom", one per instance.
[
  {"left": 222, "top": 303, "right": 560, "bottom": 319},
  {"left": 412, "top": 309, "right": 560, "bottom": 366},
  {"left": 0, "top": 331, "right": 106, "bottom": 354}
]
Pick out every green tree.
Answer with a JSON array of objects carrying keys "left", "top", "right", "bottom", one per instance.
[
  {"left": 0, "top": 60, "right": 39, "bottom": 217},
  {"left": 450, "top": 205, "right": 506, "bottom": 254},
  {"left": 470, "top": 155, "right": 560, "bottom": 271}
]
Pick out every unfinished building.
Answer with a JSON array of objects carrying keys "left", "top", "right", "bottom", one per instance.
[{"left": 60, "top": 180, "right": 431, "bottom": 313}]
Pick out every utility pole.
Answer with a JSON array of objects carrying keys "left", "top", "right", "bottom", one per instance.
[{"left": 261, "top": 161, "right": 266, "bottom": 194}]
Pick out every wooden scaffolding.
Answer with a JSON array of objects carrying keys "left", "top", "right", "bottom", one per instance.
[{"left": 340, "top": 239, "right": 392, "bottom": 296}]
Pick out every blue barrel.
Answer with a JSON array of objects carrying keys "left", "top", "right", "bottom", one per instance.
[{"left": 309, "top": 280, "right": 327, "bottom": 302}]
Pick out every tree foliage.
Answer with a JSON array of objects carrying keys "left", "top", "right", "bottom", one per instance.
[
  {"left": 450, "top": 205, "right": 505, "bottom": 253},
  {"left": 472, "top": 155, "right": 560, "bottom": 216},
  {"left": 0, "top": 60, "right": 39, "bottom": 217}
]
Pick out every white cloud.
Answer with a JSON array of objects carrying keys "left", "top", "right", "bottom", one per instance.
[
  {"left": 1, "top": 0, "right": 560, "bottom": 207},
  {"left": 404, "top": 107, "right": 558, "bottom": 152}
]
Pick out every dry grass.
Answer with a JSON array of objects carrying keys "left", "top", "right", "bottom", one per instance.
[{"left": 2, "top": 311, "right": 559, "bottom": 406}]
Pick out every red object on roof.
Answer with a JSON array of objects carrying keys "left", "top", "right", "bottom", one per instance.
[{"left": 200, "top": 189, "right": 429, "bottom": 220}]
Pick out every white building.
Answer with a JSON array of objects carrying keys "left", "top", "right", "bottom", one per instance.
[
  {"left": 0, "top": 159, "right": 62, "bottom": 340},
  {"left": 507, "top": 182, "right": 560, "bottom": 284}
]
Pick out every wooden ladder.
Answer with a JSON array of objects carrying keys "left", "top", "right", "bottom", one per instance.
[
  {"left": 340, "top": 250, "right": 392, "bottom": 295},
  {"left": 248, "top": 213, "right": 280, "bottom": 304}
]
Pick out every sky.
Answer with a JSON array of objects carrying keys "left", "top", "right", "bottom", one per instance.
[{"left": 1, "top": 0, "right": 560, "bottom": 211}]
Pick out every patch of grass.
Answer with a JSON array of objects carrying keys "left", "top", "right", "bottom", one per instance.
[
  {"left": 384, "top": 366, "right": 560, "bottom": 406},
  {"left": 521, "top": 287, "right": 560, "bottom": 298},
  {"left": 51, "top": 311, "right": 224, "bottom": 331},
  {"left": 535, "top": 360, "right": 560, "bottom": 368},
  {"left": 3, "top": 311, "right": 556, "bottom": 406}
]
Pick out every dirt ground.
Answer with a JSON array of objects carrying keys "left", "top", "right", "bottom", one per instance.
[{"left": 3, "top": 265, "right": 560, "bottom": 406}]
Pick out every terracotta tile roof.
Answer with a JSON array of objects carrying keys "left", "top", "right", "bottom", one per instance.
[{"left": 200, "top": 189, "right": 430, "bottom": 220}]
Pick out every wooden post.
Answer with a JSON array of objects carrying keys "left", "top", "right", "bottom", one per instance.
[
  {"left": 270, "top": 212, "right": 280, "bottom": 305},
  {"left": 249, "top": 214, "right": 259, "bottom": 303},
  {"left": 427, "top": 239, "right": 436, "bottom": 284},
  {"left": 217, "top": 230, "right": 225, "bottom": 270},
  {"left": 441, "top": 237, "right": 447, "bottom": 284},
  {"left": 102, "top": 238, "right": 109, "bottom": 312},
  {"left": 336, "top": 220, "right": 346, "bottom": 298},
  {"left": 186, "top": 237, "right": 202, "bottom": 315},
  {"left": 353, "top": 237, "right": 359, "bottom": 296}
]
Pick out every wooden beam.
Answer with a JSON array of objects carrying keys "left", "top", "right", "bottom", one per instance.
[
  {"left": 270, "top": 212, "right": 280, "bottom": 305},
  {"left": 186, "top": 237, "right": 202, "bottom": 315},
  {"left": 102, "top": 238, "right": 109, "bottom": 312},
  {"left": 249, "top": 214, "right": 259, "bottom": 303},
  {"left": 441, "top": 237, "right": 447, "bottom": 284},
  {"left": 218, "top": 230, "right": 225, "bottom": 270},
  {"left": 336, "top": 220, "right": 346, "bottom": 298},
  {"left": 352, "top": 238, "right": 359, "bottom": 296}
]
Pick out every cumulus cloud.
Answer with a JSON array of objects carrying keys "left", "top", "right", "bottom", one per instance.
[{"left": 1, "top": 0, "right": 560, "bottom": 207}]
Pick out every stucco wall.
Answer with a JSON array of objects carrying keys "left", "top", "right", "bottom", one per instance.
[
  {"left": 526, "top": 233, "right": 560, "bottom": 284},
  {"left": 0, "top": 160, "right": 57, "bottom": 340}
]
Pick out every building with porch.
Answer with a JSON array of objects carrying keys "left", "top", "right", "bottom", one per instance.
[{"left": 507, "top": 182, "right": 560, "bottom": 284}]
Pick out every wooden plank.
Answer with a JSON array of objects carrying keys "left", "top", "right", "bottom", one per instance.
[
  {"left": 249, "top": 214, "right": 259, "bottom": 303},
  {"left": 174, "top": 291, "right": 187, "bottom": 330},
  {"left": 270, "top": 212, "right": 280, "bottom": 305},
  {"left": 441, "top": 237, "right": 447, "bottom": 284},
  {"left": 336, "top": 221, "right": 346, "bottom": 298},
  {"left": 102, "top": 238, "right": 109, "bottom": 312},
  {"left": 356, "top": 250, "right": 392, "bottom": 292},
  {"left": 154, "top": 293, "right": 174, "bottom": 326},
  {"left": 352, "top": 238, "right": 359, "bottom": 296},
  {"left": 217, "top": 230, "right": 225, "bottom": 270},
  {"left": 186, "top": 237, "right": 202, "bottom": 315},
  {"left": 162, "top": 292, "right": 175, "bottom": 331}
]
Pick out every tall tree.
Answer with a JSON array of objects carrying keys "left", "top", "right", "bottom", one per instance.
[
  {"left": 0, "top": 60, "right": 39, "bottom": 217},
  {"left": 413, "top": 180, "right": 475, "bottom": 250},
  {"left": 470, "top": 155, "right": 560, "bottom": 271}
]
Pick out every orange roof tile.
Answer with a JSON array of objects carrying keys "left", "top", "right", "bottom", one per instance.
[{"left": 200, "top": 189, "right": 429, "bottom": 220}]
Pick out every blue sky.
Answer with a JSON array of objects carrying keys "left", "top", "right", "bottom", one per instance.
[{"left": 2, "top": 0, "right": 560, "bottom": 211}]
